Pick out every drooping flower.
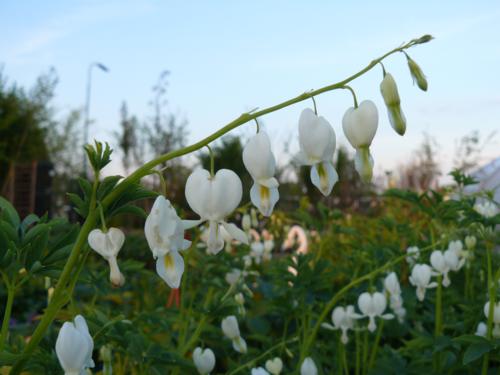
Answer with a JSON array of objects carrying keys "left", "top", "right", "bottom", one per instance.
[
  {"left": 357, "top": 292, "right": 394, "bottom": 332},
  {"left": 225, "top": 268, "right": 243, "bottom": 286},
  {"left": 88, "top": 227, "right": 125, "bottom": 287},
  {"left": 409, "top": 264, "right": 437, "bottom": 301},
  {"left": 55, "top": 315, "right": 94, "bottom": 375},
  {"left": 193, "top": 347, "right": 216, "bottom": 375},
  {"left": 243, "top": 132, "right": 280, "bottom": 216},
  {"left": 430, "top": 250, "right": 452, "bottom": 287},
  {"left": 221, "top": 315, "right": 247, "bottom": 353},
  {"left": 300, "top": 357, "right": 318, "bottom": 375},
  {"left": 384, "top": 272, "right": 406, "bottom": 322},
  {"left": 342, "top": 100, "right": 378, "bottom": 183},
  {"left": 465, "top": 235, "right": 477, "bottom": 250},
  {"left": 322, "top": 305, "right": 361, "bottom": 344},
  {"left": 405, "top": 246, "right": 420, "bottom": 266},
  {"left": 251, "top": 367, "right": 270, "bottom": 375},
  {"left": 185, "top": 169, "right": 249, "bottom": 254},
  {"left": 380, "top": 72, "right": 406, "bottom": 135},
  {"left": 476, "top": 322, "right": 487, "bottom": 337},
  {"left": 444, "top": 248, "right": 465, "bottom": 272},
  {"left": 484, "top": 302, "right": 500, "bottom": 338},
  {"left": 474, "top": 201, "right": 499, "bottom": 218},
  {"left": 144, "top": 196, "right": 196, "bottom": 289},
  {"left": 296, "top": 108, "right": 339, "bottom": 196},
  {"left": 265, "top": 357, "right": 283, "bottom": 375},
  {"left": 242, "top": 214, "right": 252, "bottom": 232}
]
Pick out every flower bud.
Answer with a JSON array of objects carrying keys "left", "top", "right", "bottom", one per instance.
[
  {"left": 465, "top": 235, "right": 477, "bottom": 250},
  {"left": 380, "top": 73, "right": 406, "bottom": 135},
  {"left": 406, "top": 55, "right": 428, "bottom": 91},
  {"left": 242, "top": 214, "right": 252, "bottom": 232}
]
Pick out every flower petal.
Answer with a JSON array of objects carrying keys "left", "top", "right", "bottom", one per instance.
[
  {"left": 250, "top": 182, "right": 279, "bottom": 217},
  {"left": 221, "top": 221, "right": 249, "bottom": 245},
  {"left": 310, "top": 161, "right": 338, "bottom": 196},
  {"left": 243, "top": 132, "right": 276, "bottom": 181},
  {"left": 156, "top": 251, "right": 184, "bottom": 289}
]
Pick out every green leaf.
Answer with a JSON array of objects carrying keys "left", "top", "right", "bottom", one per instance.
[
  {"left": 463, "top": 341, "right": 492, "bottom": 365},
  {"left": 78, "top": 177, "right": 93, "bottom": 199},
  {"left": 109, "top": 204, "right": 147, "bottom": 219},
  {"left": 0, "top": 196, "right": 20, "bottom": 228},
  {"left": 97, "top": 175, "right": 123, "bottom": 201}
]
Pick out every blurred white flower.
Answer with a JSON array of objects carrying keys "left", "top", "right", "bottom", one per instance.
[
  {"left": 384, "top": 272, "right": 405, "bottom": 322},
  {"left": 250, "top": 241, "right": 265, "bottom": 264},
  {"left": 476, "top": 322, "right": 487, "bottom": 337},
  {"left": 342, "top": 100, "right": 378, "bottom": 183},
  {"left": 242, "top": 214, "right": 252, "bottom": 232},
  {"left": 447, "top": 240, "right": 463, "bottom": 256},
  {"left": 265, "top": 357, "right": 283, "bottom": 375},
  {"left": 55, "top": 315, "right": 94, "bottom": 375},
  {"left": 225, "top": 269, "right": 242, "bottom": 286},
  {"left": 193, "top": 347, "right": 216, "bottom": 375},
  {"left": 465, "top": 235, "right": 477, "bottom": 250},
  {"left": 252, "top": 367, "right": 270, "bottom": 375},
  {"left": 409, "top": 264, "right": 437, "bottom": 301},
  {"left": 430, "top": 250, "right": 452, "bottom": 287},
  {"left": 296, "top": 108, "right": 338, "bottom": 196},
  {"left": 380, "top": 73, "right": 406, "bottom": 135},
  {"left": 474, "top": 201, "right": 499, "bottom": 218},
  {"left": 444, "top": 248, "right": 465, "bottom": 272},
  {"left": 88, "top": 227, "right": 125, "bottom": 287},
  {"left": 484, "top": 302, "right": 500, "bottom": 338},
  {"left": 300, "top": 357, "right": 318, "bottom": 375},
  {"left": 357, "top": 292, "right": 394, "bottom": 332},
  {"left": 221, "top": 316, "right": 247, "bottom": 353},
  {"left": 322, "top": 305, "right": 361, "bottom": 344},
  {"left": 405, "top": 246, "right": 420, "bottom": 266},
  {"left": 243, "top": 132, "right": 280, "bottom": 216},
  {"left": 185, "top": 169, "right": 249, "bottom": 254}
]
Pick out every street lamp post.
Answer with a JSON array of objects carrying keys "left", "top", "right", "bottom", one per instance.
[{"left": 83, "top": 62, "right": 109, "bottom": 178}]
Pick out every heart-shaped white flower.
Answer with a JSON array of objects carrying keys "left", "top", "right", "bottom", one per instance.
[
  {"left": 342, "top": 100, "right": 378, "bottom": 183},
  {"left": 409, "top": 264, "right": 437, "bottom": 301},
  {"left": 88, "top": 228, "right": 125, "bottom": 286},
  {"left": 265, "top": 357, "right": 283, "bottom": 374},
  {"left": 185, "top": 169, "right": 248, "bottom": 254},
  {"left": 193, "top": 347, "right": 216, "bottom": 375},
  {"left": 357, "top": 291, "right": 394, "bottom": 332},
  {"left": 221, "top": 315, "right": 247, "bottom": 353},
  {"left": 55, "top": 315, "right": 94, "bottom": 375},
  {"left": 296, "top": 108, "right": 338, "bottom": 196},
  {"left": 300, "top": 357, "right": 318, "bottom": 375},
  {"left": 243, "top": 132, "right": 280, "bottom": 216}
]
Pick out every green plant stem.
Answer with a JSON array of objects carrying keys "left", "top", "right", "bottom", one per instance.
[
  {"left": 362, "top": 330, "right": 369, "bottom": 375},
  {"left": 298, "top": 243, "right": 436, "bottom": 367},
  {"left": 355, "top": 329, "right": 361, "bottom": 375},
  {"left": 434, "top": 275, "right": 443, "bottom": 337},
  {"left": 10, "top": 35, "right": 431, "bottom": 374},
  {"left": 227, "top": 337, "right": 299, "bottom": 375},
  {"left": 9, "top": 175, "right": 99, "bottom": 375},
  {"left": 0, "top": 278, "right": 15, "bottom": 351},
  {"left": 482, "top": 245, "right": 494, "bottom": 375},
  {"left": 367, "top": 321, "right": 384, "bottom": 371}
]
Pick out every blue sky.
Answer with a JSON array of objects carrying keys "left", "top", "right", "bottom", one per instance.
[{"left": 1, "top": 0, "right": 499, "bottom": 178}]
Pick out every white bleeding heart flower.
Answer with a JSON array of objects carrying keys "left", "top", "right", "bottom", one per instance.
[
  {"left": 145, "top": 196, "right": 193, "bottom": 258},
  {"left": 221, "top": 315, "right": 247, "bottom": 353},
  {"left": 409, "top": 264, "right": 437, "bottom": 301},
  {"left": 474, "top": 201, "right": 499, "bottom": 218},
  {"left": 384, "top": 272, "right": 401, "bottom": 296},
  {"left": 430, "top": 250, "right": 451, "bottom": 287},
  {"left": 465, "top": 235, "right": 477, "bottom": 250},
  {"left": 322, "top": 305, "right": 361, "bottom": 344},
  {"left": 357, "top": 292, "right": 394, "bottom": 332},
  {"left": 447, "top": 240, "right": 463, "bottom": 256},
  {"left": 144, "top": 196, "right": 197, "bottom": 289},
  {"left": 185, "top": 168, "right": 248, "bottom": 254},
  {"left": 243, "top": 132, "right": 280, "bottom": 216},
  {"left": 405, "top": 246, "right": 420, "bottom": 266},
  {"left": 342, "top": 100, "right": 378, "bottom": 183},
  {"left": 476, "top": 322, "right": 487, "bottom": 337},
  {"left": 88, "top": 228, "right": 125, "bottom": 287},
  {"left": 296, "top": 108, "right": 339, "bottom": 196},
  {"left": 484, "top": 302, "right": 500, "bottom": 338},
  {"left": 444, "top": 248, "right": 465, "bottom": 272},
  {"left": 300, "top": 357, "right": 318, "bottom": 375},
  {"left": 384, "top": 272, "right": 405, "bottom": 318},
  {"left": 193, "top": 347, "right": 216, "bottom": 375},
  {"left": 265, "top": 357, "right": 283, "bottom": 375},
  {"left": 250, "top": 241, "right": 265, "bottom": 264},
  {"left": 55, "top": 315, "right": 94, "bottom": 375},
  {"left": 252, "top": 367, "right": 270, "bottom": 375},
  {"left": 225, "top": 268, "right": 242, "bottom": 286},
  {"left": 380, "top": 73, "right": 406, "bottom": 135}
]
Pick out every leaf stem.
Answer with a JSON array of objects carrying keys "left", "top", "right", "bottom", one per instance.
[{"left": 0, "top": 277, "right": 15, "bottom": 351}]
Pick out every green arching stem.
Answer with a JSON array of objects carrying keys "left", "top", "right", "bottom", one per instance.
[
  {"left": 0, "top": 274, "right": 15, "bottom": 351},
  {"left": 342, "top": 85, "right": 358, "bottom": 108},
  {"left": 9, "top": 35, "right": 431, "bottom": 375},
  {"left": 298, "top": 243, "right": 437, "bottom": 366},
  {"left": 379, "top": 61, "right": 387, "bottom": 76},
  {"left": 482, "top": 243, "right": 495, "bottom": 375}
]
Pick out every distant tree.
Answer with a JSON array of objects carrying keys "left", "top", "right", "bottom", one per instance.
[{"left": 453, "top": 130, "right": 496, "bottom": 173}]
